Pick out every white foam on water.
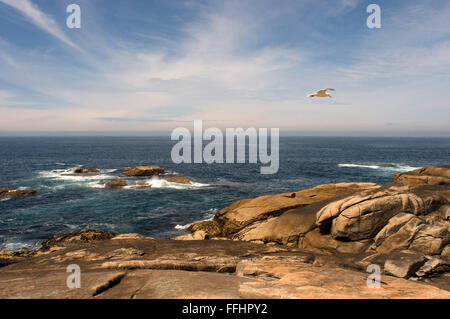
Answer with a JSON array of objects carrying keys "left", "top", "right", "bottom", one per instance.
[
  {"left": 0, "top": 197, "right": 11, "bottom": 202},
  {"left": 338, "top": 163, "right": 421, "bottom": 172},
  {"left": 38, "top": 167, "right": 116, "bottom": 182},
  {"left": 125, "top": 177, "right": 210, "bottom": 190},
  {"left": 174, "top": 208, "right": 218, "bottom": 230}
]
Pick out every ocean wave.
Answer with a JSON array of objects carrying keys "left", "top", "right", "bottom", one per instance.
[
  {"left": 174, "top": 208, "right": 218, "bottom": 230},
  {"left": 38, "top": 167, "right": 116, "bottom": 181},
  {"left": 338, "top": 163, "right": 421, "bottom": 172},
  {"left": 125, "top": 177, "right": 210, "bottom": 190},
  {"left": 0, "top": 197, "right": 11, "bottom": 202}
]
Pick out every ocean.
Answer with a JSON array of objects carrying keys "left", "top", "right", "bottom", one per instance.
[{"left": 0, "top": 136, "right": 449, "bottom": 251}]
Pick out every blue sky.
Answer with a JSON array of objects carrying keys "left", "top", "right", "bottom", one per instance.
[{"left": 0, "top": 0, "right": 449, "bottom": 136}]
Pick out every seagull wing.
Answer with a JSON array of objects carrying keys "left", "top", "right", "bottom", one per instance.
[{"left": 325, "top": 88, "right": 335, "bottom": 91}]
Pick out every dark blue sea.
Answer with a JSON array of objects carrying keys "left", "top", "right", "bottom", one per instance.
[{"left": 1, "top": 136, "right": 449, "bottom": 250}]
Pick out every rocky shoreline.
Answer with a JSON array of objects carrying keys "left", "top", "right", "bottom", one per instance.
[{"left": 0, "top": 166, "right": 449, "bottom": 298}]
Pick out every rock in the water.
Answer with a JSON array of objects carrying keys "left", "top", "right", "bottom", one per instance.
[
  {"left": 165, "top": 176, "right": 192, "bottom": 184},
  {"left": 106, "top": 179, "right": 127, "bottom": 188},
  {"left": 40, "top": 229, "right": 116, "bottom": 251},
  {"left": 384, "top": 251, "right": 427, "bottom": 278},
  {"left": 393, "top": 166, "right": 450, "bottom": 187},
  {"left": 316, "top": 187, "right": 426, "bottom": 241},
  {"left": 0, "top": 188, "right": 37, "bottom": 197},
  {"left": 129, "top": 181, "right": 152, "bottom": 189},
  {"left": 123, "top": 166, "right": 165, "bottom": 176},
  {"left": 74, "top": 168, "right": 101, "bottom": 174}
]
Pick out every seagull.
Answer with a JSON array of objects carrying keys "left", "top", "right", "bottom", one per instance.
[{"left": 308, "top": 88, "right": 335, "bottom": 98}]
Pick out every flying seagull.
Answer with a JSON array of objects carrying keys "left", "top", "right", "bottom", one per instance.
[{"left": 308, "top": 88, "right": 335, "bottom": 98}]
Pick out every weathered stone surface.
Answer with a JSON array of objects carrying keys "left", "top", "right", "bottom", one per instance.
[
  {"left": 123, "top": 166, "right": 165, "bottom": 176},
  {"left": 173, "top": 230, "right": 207, "bottom": 241},
  {"left": 316, "top": 187, "right": 426, "bottom": 241},
  {"left": 188, "top": 220, "right": 222, "bottom": 238},
  {"left": 112, "top": 233, "right": 142, "bottom": 240},
  {"left": 0, "top": 188, "right": 37, "bottom": 197},
  {"left": 106, "top": 179, "right": 127, "bottom": 188},
  {"left": 164, "top": 176, "right": 192, "bottom": 184},
  {"left": 393, "top": 166, "right": 450, "bottom": 187},
  {"left": 212, "top": 183, "right": 379, "bottom": 237},
  {"left": 298, "top": 228, "right": 371, "bottom": 254},
  {"left": 373, "top": 215, "right": 424, "bottom": 254},
  {"left": 97, "top": 270, "right": 250, "bottom": 299},
  {"left": 237, "top": 257, "right": 448, "bottom": 299},
  {"left": 384, "top": 251, "right": 427, "bottom": 278},
  {"left": 416, "top": 258, "right": 450, "bottom": 277},
  {"left": 0, "top": 238, "right": 448, "bottom": 299},
  {"left": 40, "top": 229, "right": 116, "bottom": 251},
  {"left": 442, "top": 245, "right": 450, "bottom": 258},
  {"left": 409, "top": 220, "right": 449, "bottom": 255}
]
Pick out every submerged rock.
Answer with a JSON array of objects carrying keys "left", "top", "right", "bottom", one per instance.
[
  {"left": 106, "top": 179, "right": 127, "bottom": 188},
  {"left": 164, "top": 176, "right": 192, "bottom": 184},
  {"left": 0, "top": 188, "right": 37, "bottom": 197},
  {"left": 123, "top": 165, "right": 165, "bottom": 177}
]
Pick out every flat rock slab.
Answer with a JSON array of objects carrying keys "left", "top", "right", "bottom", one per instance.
[{"left": 0, "top": 239, "right": 449, "bottom": 299}]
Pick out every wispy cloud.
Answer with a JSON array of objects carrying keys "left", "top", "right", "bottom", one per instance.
[{"left": 0, "top": 0, "right": 79, "bottom": 49}]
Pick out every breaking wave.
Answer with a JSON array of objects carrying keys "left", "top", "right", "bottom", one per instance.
[{"left": 338, "top": 163, "right": 421, "bottom": 172}]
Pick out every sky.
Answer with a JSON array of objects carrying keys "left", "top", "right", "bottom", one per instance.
[{"left": 0, "top": 0, "right": 449, "bottom": 136}]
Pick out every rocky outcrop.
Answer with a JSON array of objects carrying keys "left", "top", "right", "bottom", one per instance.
[
  {"left": 106, "top": 179, "right": 127, "bottom": 188},
  {"left": 188, "top": 165, "right": 450, "bottom": 264},
  {"left": 393, "top": 166, "right": 450, "bottom": 187},
  {"left": 207, "top": 183, "right": 379, "bottom": 239},
  {"left": 164, "top": 176, "right": 192, "bottom": 184},
  {"left": 0, "top": 188, "right": 37, "bottom": 197},
  {"left": 40, "top": 229, "right": 116, "bottom": 251},
  {"left": 123, "top": 166, "right": 165, "bottom": 177}
]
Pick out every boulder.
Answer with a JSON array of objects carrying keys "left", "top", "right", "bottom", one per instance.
[
  {"left": 393, "top": 166, "right": 450, "bottom": 187},
  {"left": 373, "top": 215, "right": 423, "bottom": 254},
  {"left": 106, "top": 179, "right": 127, "bottom": 188},
  {"left": 384, "top": 251, "right": 427, "bottom": 278},
  {"left": 165, "top": 176, "right": 192, "bottom": 184},
  {"left": 416, "top": 257, "right": 450, "bottom": 277},
  {"left": 0, "top": 188, "right": 37, "bottom": 197},
  {"left": 316, "top": 187, "right": 426, "bottom": 241},
  {"left": 123, "top": 166, "right": 165, "bottom": 177}
]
